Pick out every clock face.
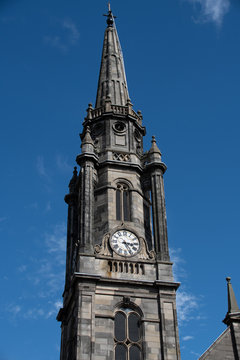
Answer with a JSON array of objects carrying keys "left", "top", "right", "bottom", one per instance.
[{"left": 110, "top": 230, "right": 140, "bottom": 257}]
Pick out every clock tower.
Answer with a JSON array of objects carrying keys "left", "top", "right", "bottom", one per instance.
[{"left": 57, "top": 6, "right": 181, "bottom": 360}]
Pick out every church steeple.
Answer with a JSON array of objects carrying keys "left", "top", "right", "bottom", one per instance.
[
  {"left": 58, "top": 7, "right": 181, "bottom": 360},
  {"left": 95, "top": 4, "right": 130, "bottom": 108}
]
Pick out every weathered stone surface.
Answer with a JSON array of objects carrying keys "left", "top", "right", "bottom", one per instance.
[{"left": 58, "top": 6, "right": 181, "bottom": 360}]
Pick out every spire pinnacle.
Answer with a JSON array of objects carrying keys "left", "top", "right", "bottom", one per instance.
[
  {"left": 223, "top": 277, "right": 240, "bottom": 325},
  {"left": 96, "top": 5, "right": 129, "bottom": 108},
  {"left": 226, "top": 277, "right": 240, "bottom": 314},
  {"left": 149, "top": 136, "right": 162, "bottom": 155}
]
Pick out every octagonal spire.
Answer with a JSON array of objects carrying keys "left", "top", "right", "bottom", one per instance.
[{"left": 95, "top": 5, "right": 130, "bottom": 108}]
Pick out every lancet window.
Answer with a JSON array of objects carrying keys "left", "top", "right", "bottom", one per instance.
[
  {"left": 116, "top": 183, "right": 131, "bottom": 221},
  {"left": 114, "top": 308, "right": 143, "bottom": 360}
]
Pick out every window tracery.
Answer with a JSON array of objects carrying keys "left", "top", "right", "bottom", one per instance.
[{"left": 114, "top": 308, "right": 143, "bottom": 360}]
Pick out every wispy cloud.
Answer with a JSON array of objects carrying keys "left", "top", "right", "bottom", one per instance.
[
  {"left": 63, "top": 19, "right": 80, "bottom": 44},
  {"left": 0, "top": 217, "right": 7, "bottom": 223},
  {"left": 23, "top": 300, "right": 61, "bottom": 319},
  {"left": 170, "top": 248, "right": 186, "bottom": 281},
  {"left": 45, "top": 201, "right": 51, "bottom": 212},
  {"left": 46, "top": 301, "right": 62, "bottom": 319},
  {"left": 44, "top": 35, "right": 68, "bottom": 52},
  {"left": 182, "top": 335, "right": 194, "bottom": 341},
  {"left": 186, "top": 0, "right": 230, "bottom": 26},
  {"left": 170, "top": 248, "right": 202, "bottom": 325},
  {"left": 177, "top": 290, "right": 199, "bottom": 324},
  {"left": 56, "top": 154, "right": 72, "bottom": 173},
  {"left": 6, "top": 304, "right": 21, "bottom": 317},
  {"left": 44, "top": 18, "right": 80, "bottom": 52},
  {"left": 36, "top": 156, "right": 48, "bottom": 177},
  {"left": 6, "top": 301, "right": 62, "bottom": 320},
  {"left": 45, "top": 223, "right": 66, "bottom": 263},
  {"left": 17, "top": 265, "right": 27, "bottom": 273},
  {"left": 5, "top": 223, "right": 66, "bottom": 321},
  {"left": 33, "top": 223, "right": 66, "bottom": 295}
]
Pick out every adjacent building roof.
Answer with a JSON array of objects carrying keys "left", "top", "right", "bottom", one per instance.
[{"left": 198, "top": 278, "right": 240, "bottom": 360}]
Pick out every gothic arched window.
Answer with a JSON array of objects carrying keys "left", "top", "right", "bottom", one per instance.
[
  {"left": 114, "top": 308, "right": 143, "bottom": 360},
  {"left": 116, "top": 183, "right": 131, "bottom": 221}
]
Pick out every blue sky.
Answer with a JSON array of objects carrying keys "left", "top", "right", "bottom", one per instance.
[{"left": 1, "top": 0, "right": 240, "bottom": 359}]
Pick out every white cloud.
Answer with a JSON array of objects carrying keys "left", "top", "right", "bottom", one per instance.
[
  {"left": 44, "top": 18, "right": 79, "bottom": 52},
  {"left": 170, "top": 248, "right": 186, "bottom": 281},
  {"left": 177, "top": 290, "right": 199, "bottom": 324},
  {"left": 186, "top": 0, "right": 230, "bottom": 26},
  {"left": 6, "top": 304, "right": 21, "bottom": 316},
  {"left": 63, "top": 19, "right": 80, "bottom": 44},
  {"left": 23, "top": 301, "right": 62, "bottom": 319},
  {"left": 18, "top": 265, "right": 27, "bottom": 273},
  {"left": 23, "top": 307, "right": 48, "bottom": 319},
  {"left": 46, "top": 300, "right": 62, "bottom": 318},
  {"left": 182, "top": 335, "right": 194, "bottom": 341},
  {"left": 30, "top": 223, "right": 66, "bottom": 296},
  {"left": 45, "top": 223, "right": 66, "bottom": 261},
  {"left": 170, "top": 248, "right": 202, "bottom": 326},
  {"left": 54, "top": 300, "right": 62, "bottom": 309},
  {"left": 7, "top": 223, "right": 67, "bottom": 322}
]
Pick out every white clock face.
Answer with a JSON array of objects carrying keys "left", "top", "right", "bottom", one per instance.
[{"left": 110, "top": 230, "right": 140, "bottom": 257}]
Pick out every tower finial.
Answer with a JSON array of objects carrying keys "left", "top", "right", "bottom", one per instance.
[{"left": 103, "top": 2, "right": 116, "bottom": 27}]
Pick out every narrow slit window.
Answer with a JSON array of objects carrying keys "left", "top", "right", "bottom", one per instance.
[
  {"left": 123, "top": 191, "right": 130, "bottom": 221},
  {"left": 116, "top": 189, "right": 121, "bottom": 220},
  {"left": 116, "top": 183, "right": 131, "bottom": 221}
]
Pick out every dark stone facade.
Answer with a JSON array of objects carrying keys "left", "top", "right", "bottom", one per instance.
[
  {"left": 57, "top": 7, "right": 181, "bottom": 360},
  {"left": 57, "top": 6, "right": 240, "bottom": 360}
]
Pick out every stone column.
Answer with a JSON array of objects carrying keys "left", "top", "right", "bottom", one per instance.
[
  {"left": 150, "top": 170, "right": 169, "bottom": 261},
  {"left": 64, "top": 167, "right": 78, "bottom": 287},
  {"left": 76, "top": 127, "right": 99, "bottom": 254},
  {"left": 79, "top": 160, "right": 95, "bottom": 252},
  {"left": 146, "top": 136, "right": 169, "bottom": 261}
]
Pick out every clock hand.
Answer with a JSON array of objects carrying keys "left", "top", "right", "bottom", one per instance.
[
  {"left": 122, "top": 241, "right": 133, "bottom": 254},
  {"left": 125, "top": 242, "right": 138, "bottom": 247}
]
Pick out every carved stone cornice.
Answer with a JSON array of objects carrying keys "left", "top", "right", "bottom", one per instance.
[{"left": 76, "top": 152, "right": 99, "bottom": 166}]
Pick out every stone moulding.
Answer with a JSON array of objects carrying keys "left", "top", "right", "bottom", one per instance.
[
  {"left": 94, "top": 233, "right": 112, "bottom": 256},
  {"left": 94, "top": 232, "right": 156, "bottom": 261}
]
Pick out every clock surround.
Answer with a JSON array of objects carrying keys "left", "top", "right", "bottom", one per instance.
[{"left": 110, "top": 229, "right": 140, "bottom": 257}]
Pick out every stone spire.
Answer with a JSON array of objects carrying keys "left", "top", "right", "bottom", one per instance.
[
  {"left": 149, "top": 136, "right": 162, "bottom": 160},
  {"left": 95, "top": 4, "right": 130, "bottom": 108},
  {"left": 223, "top": 277, "right": 240, "bottom": 325},
  {"left": 226, "top": 277, "right": 240, "bottom": 314}
]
